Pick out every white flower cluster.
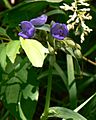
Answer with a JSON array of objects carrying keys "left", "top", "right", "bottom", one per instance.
[{"left": 60, "top": 0, "right": 92, "bottom": 43}]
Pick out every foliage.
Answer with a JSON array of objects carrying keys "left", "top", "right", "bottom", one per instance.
[{"left": 0, "top": 0, "right": 96, "bottom": 120}]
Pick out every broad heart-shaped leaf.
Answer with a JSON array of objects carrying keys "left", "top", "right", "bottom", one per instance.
[
  {"left": 6, "top": 40, "right": 20, "bottom": 63},
  {"left": 48, "top": 107, "right": 87, "bottom": 120},
  {"left": 20, "top": 37, "right": 49, "bottom": 67},
  {"left": 23, "top": 84, "right": 39, "bottom": 101},
  {"left": 16, "top": 63, "right": 28, "bottom": 83},
  {"left": 5, "top": 83, "right": 20, "bottom": 104}
]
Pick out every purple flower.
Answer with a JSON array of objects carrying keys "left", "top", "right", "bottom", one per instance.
[
  {"left": 30, "top": 14, "right": 47, "bottom": 26},
  {"left": 50, "top": 23, "right": 69, "bottom": 40},
  {"left": 18, "top": 21, "right": 35, "bottom": 39}
]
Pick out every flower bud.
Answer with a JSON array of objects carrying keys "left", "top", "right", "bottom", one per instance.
[
  {"left": 30, "top": 14, "right": 47, "bottom": 26},
  {"left": 75, "top": 43, "right": 81, "bottom": 50},
  {"left": 65, "top": 39, "right": 75, "bottom": 48},
  {"left": 74, "top": 49, "right": 82, "bottom": 59}
]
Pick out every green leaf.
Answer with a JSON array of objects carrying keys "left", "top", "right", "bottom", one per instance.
[
  {"left": 32, "top": 0, "right": 63, "bottom": 2},
  {"left": 0, "top": 45, "right": 7, "bottom": 70},
  {"left": 7, "top": 77, "right": 22, "bottom": 84},
  {"left": 6, "top": 40, "right": 20, "bottom": 63},
  {"left": 18, "top": 102, "right": 27, "bottom": 120},
  {"left": 74, "top": 58, "right": 81, "bottom": 75},
  {"left": 53, "top": 62, "right": 68, "bottom": 90},
  {"left": 16, "top": 63, "right": 28, "bottom": 83},
  {"left": 79, "top": 74, "right": 96, "bottom": 93},
  {"left": 67, "top": 54, "right": 77, "bottom": 109},
  {"left": 66, "top": 47, "right": 76, "bottom": 58},
  {"left": 36, "top": 24, "right": 50, "bottom": 32},
  {"left": 0, "top": 43, "right": 5, "bottom": 51},
  {"left": 23, "top": 84, "right": 39, "bottom": 101},
  {"left": 20, "top": 37, "right": 48, "bottom": 67},
  {"left": 0, "top": 27, "right": 8, "bottom": 37},
  {"left": 84, "top": 44, "right": 96, "bottom": 56},
  {"left": 2, "top": 1, "right": 48, "bottom": 27},
  {"left": 74, "top": 92, "right": 96, "bottom": 112},
  {"left": 48, "top": 107, "right": 87, "bottom": 120},
  {"left": 46, "top": 9, "right": 65, "bottom": 16},
  {"left": 5, "top": 84, "right": 20, "bottom": 104},
  {"left": 20, "top": 68, "right": 39, "bottom": 120},
  {"left": 46, "top": 0, "right": 63, "bottom": 2}
]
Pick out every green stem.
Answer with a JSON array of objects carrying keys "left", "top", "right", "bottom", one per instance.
[
  {"left": 1, "top": 111, "right": 9, "bottom": 120},
  {"left": 3, "top": 0, "right": 12, "bottom": 9},
  {"left": 0, "top": 37, "right": 10, "bottom": 41},
  {"left": 41, "top": 65, "right": 52, "bottom": 120}
]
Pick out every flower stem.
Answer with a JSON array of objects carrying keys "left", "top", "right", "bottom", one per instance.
[{"left": 40, "top": 63, "right": 52, "bottom": 120}]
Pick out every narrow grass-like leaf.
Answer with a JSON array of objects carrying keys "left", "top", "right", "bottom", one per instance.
[
  {"left": 79, "top": 74, "right": 96, "bottom": 93},
  {"left": 46, "top": 9, "right": 65, "bottom": 16},
  {"left": 46, "top": 0, "right": 63, "bottom": 2},
  {"left": 48, "top": 107, "right": 87, "bottom": 120},
  {"left": 53, "top": 62, "right": 68, "bottom": 90},
  {"left": 20, "top": 37, "right": 49, "bottom": 67},
  {"left": 18, "top": 102, "right": 27, "bottom": 120},
  {"left": 6, "top": 40, "right": 20, "bottom": 63},
  {"left": 74, "top": 92, "right": 96, "bottom": 112},
  {"left": 84, "top": 44, "right": 96, "bottom": 56},
  {"left": 32, "top": 0, "right": 63, "bottom": 2},
  {"left": 74, "top": 58, "right": 81, "bottom": 75},
  {"left": 37, "top": 70, "right": 59, "bottom": 80},
  {"left": 67, "top": 54, "right": 77, "bottom": 109}
]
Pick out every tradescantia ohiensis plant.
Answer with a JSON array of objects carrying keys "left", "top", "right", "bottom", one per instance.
[
  {"left": 0, "top": 0, "right": 94, "bottom": 120},
  {"left": 17, "top": 14, "right": 86, "bottom": 120}
]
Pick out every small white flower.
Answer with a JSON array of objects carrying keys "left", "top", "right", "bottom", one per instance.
[
  {"left": 60, "top": 0, "right": 92, "bottom": 43},
  {"left": 60, "top": 3, "right": 73, "bottom": 11}
]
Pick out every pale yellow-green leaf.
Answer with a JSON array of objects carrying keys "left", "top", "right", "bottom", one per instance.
[
  {"left": 20, "top": 37, "right": 49, "bottom": 67},
  {"left": 23, "top": 84, "right": 39, "bottom": 101},
  {"left": 6, "top": 40, "right": 20, "bottom": 63}
]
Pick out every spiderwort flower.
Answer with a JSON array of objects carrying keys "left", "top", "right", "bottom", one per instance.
[
  {"left": 50, "top": 23, "right": 69, "bottom": 40},
  {"left": 18, "top": 21, "right": 35, "bottom": 39},
  {"left": 30, "top": 14, "right": 47, "bottom": 26}
]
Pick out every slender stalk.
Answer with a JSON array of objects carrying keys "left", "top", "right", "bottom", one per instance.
[
  {"left": 0, "top": 37, "right": 10, "bottom": 41},
  {"left": 40, "top": 65, "right": 52, "bottom": 120},
  {"left": 1, "top": 111, "right": 9, "bottom": 120},
  {"left": 83, "top": 56, "right": 96, "bottom": 66}
]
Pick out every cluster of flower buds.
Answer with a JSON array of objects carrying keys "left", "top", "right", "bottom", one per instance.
[
  {"left": 18, "top": 15, "right": 69, "bottom": 40},
  {"left": 60, "top": 0, "right": 92, "bottom": 43}
]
